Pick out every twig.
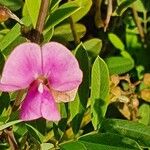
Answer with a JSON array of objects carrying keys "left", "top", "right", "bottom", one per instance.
[
  {"left": 0, "top": 5, "right": 23, "bottom": 25},
  {"left": 94, "top": 0, "right": 104, "bottom": 28},
  {"left": 4, "top": 128, "right": 19, "bottom": 150},
  {"left": 35, "top": 0, "right": 50, "bottom": 44},
  {"left": 104, "top": 0, "right": 112, "bottom": 32},
  {"left": 132, "top": 4, "right": 144, "bottom": 42},
  {"left": 69, "top": 16, "right": 80, "bottom": 45}
]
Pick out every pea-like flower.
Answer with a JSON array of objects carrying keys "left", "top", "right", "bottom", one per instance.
[{"left": 0, "top": 42, "right": 82, "bottom": 121}]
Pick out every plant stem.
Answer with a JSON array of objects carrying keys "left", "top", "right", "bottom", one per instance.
[
  {"left": 35, "top": 0, "right": 50, "bottom": 44},
  {"left": 132, "top": 4, "right": 144, "bottom": 42},
  {"left": 104, "top": 0, "right": 112, "bottom": 32},
  {"left": 94, "top": 0, "right": 104, "bottom": 28},
  {"left": 68, "top": 0, "right": 80, "bottom": 45},
  {"left": 4, "top": 128, "right": 19, "bottom": 150},
  {"left": 69, "top": 16, "right": 80, "bottom": 45}
]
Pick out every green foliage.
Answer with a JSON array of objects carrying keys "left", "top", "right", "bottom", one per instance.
[
  {"left": 115, "top": 0, "right": 137, "bottom": 15},
  {"left": 0, "top": 0, "right": 150, "bottom": 149},
  {"left": 54, "top": 23, "right": 86, "bottom": 41},
  {"left": 0, "top": 0, "right": 23, "bottom": 11},
  {"left": 139, "top": 104, "right": 150, "bottom": 125},
  {"left": 75, "top": 44, "right": 90, "bottom": 108},
  {"left": 45, "top": 2, "right": 80, "bottom": 30},
  {"left": 0, "top": 120, "right": 22, "bottom": 130},
  {"left": 71, "top": 0, "right": 92, "bottom": 22},
  {"left": 25, "top": 0, "right": 41, "bottom": 27},
  {"left": 83, "top": 38, "right": 102, "bottom": 58},
  {"left": 105, "top": 56, "right": 134, "bottom": 75},
  {"left": 100, "top": 119, "right": 150, "bottom": 148},
  {"left": 69, "top": 43, "right": 90, "bottom": 134},
  {"left": 90, "top": 57, "right": 110, "bottom": 130},
  {"left": 60, "top": 133, "right": 141, "bottom": 150}
]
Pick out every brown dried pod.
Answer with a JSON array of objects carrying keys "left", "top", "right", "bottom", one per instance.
[
  {"left": 0, "top": 5, "right": 23, "bottom": 24},
  {"left": 143, "top": 73, "right": 150, "bottom": 86},
  {"left": 0, "top": 6, "right": 9, "bottom": 22}
]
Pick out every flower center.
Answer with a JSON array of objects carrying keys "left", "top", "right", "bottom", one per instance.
[
  {"left": 37, "top": 75, "right": 48, "bottom": 85},
  {"left": 36, "top": 75, "right": 49, "bottom": 94}
]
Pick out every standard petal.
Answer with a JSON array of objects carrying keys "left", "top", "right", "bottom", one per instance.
[
  {"left": 42, "top": 42, "right": 83, "bottom": 91},
  {"left": 51, "top": 88, "right": 78, "bottom": 103},
  {"left": 0, "top": 82, "right": 21, "bottom": 91},
  {"left": 1, "top": 43, "right": 42, "bottom": 89},
  {"left": 20, "top": 83, "right": 42, "bottom": 121},
  {"left": 41, "top": 86, "right": 61, "bottom": 121}
]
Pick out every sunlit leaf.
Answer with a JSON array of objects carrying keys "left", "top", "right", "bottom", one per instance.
[
  {"left": 83, "top": 38, "right": 102, "bottom": 58},
  {"left": 25, "top": 0, "right": 41, "bottom": 27},
  {"left": 90, "top": 57, "right": 109, "bottom": 130},
  {"left": 54, "top": 23, "right": 86, "bottom": 41},
  {"left": 45, "top": 2, "right": 80, "bottom": 30},
  {"left": 105, "top": 57, "right": 134, "bottom": 75},
  {"left": 100, "top": 119, "right": 150, "bottom": 148},
  {"left": 0, "top": 120, "right": 22, "bottom": 130}
]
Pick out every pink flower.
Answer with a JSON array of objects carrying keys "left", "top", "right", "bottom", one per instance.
[{"left": 0, "top": 42, "right": 82, "bottom": 121}]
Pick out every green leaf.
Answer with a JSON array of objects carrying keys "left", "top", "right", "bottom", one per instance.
[
  {"left": 45, "top": 2, "right": 80, "bottom": 30},
  {"left": 108, "top": 33, "right": 125, "bottom": 50},
  {"left": 83, "top": 38, "right": 102, "bottom": 58},
  {"left": 79, "top": 133, "right": 141, "bottom": 150},
  {"left": 109, "top": 33, "right": 132, "bottom": 61},
  {"left": 0, "top": 17, "right": 31, "bottom": 55},
  {"left": 72, "top": 0, "right": 92, "bottom": 22},
  {"left": 0, "top": 120, "right": 22, "bottom": 130},
  {"left": 0, "top": 52, "right": 5, "bottom": 73},
  {"left": 2, "top": 36, "right": 26, "bottom": 56},
  {"left": 105, "top": 56, "right": 134, "bottom": 75},
  {"left": 69, "top": 44, "right": 90, "bottom": 134},
  {"left": 100, "top": 119, "right": 150, "bottom": 148},
  {"left": 115, "top": 0, "right": 137, "bottom": 15},
  {"left": 54, "top": 23, "right": 86, "bottom": 41},
  {"left": 0, "top": 24, "right": 20, "bottom": 52},
  {"left": 60, "top": 141, "right": 85, "bottom": 150},
  {"left": 60, "top": 133, "right": 141, "bottom": 150},
  {"left": 71, "top": 113, "right": 83, "bottom": 135},
  {"left": 75, "top": 43, "right": 90, "bottom": 108},
  {"left": 40, "top": 143, "right": 54, "bottom": 150},
  {"left": 26, "top": 123, "right": 44, "bottom": 143},
  {"left": 25, "top": 0, "right": 41, "bottom": 27},
  {"left": 69, "top": 94, "right": 81, "bottom": 121},
  {"left": 0, "top": 0, "right": 23, "bottom": 11},
  {"left": 43, "top": 28, "right": 54, "bottom": 43},
  {"left": 131, "top": 0, "right": 150, "bottom": 12},
  {"left": 139, "top": 104, "right": 150, "bottom": 125},
  {"left": 90, "top": 57, "right": 110, "bottom": 130},
  {"left": 0, "top": 92, "right": 10, "bottom": 115},
  {"left": 50, "top": 0, "right": 61, "bottom": 11}
]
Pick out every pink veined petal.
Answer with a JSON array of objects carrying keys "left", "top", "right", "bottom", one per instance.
[
  {"left": 1, "top": 43, "right": 42, "bottom": 89},
  {"left": 41, "top": 86, "right": 61, "bottom": 121},
  {"left": 20, "top": 82, "right": 42, "bottom": 121},
  {"left": 42, "top": 42, "right": 83, "bottom": 91},
  {"left": 0, "top": 82, "right": 21, "bottom": 91},
  {"left": 20, "top": 82, "right": 60, "bottom": 121},
  {"left": 51, "top": 88, "right": 78, "bottom": 103}
]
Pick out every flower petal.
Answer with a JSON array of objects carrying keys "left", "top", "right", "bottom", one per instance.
[
  {"left": 20, "top": 83, "right": 42, "bottom": 121},
  {"left": 1, "top": 43, "right": 42, "bottom": 89},
  {"left": 42, "top": 42, "right": 83, "bottom": 91},
  {"left": 51, "top": 88, "right": 78, "bottom": 103},
  {"left": 41, "top": 86, "right": 61, "bottom": 121},
  {"left": 20, "top": 82, "right": 60, "bottom": 121},
  {"left": 0, "top": 82, "right": 21, "bottom": 91}
]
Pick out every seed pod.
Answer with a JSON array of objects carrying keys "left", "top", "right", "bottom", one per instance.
[
  {"left": 0, "top": 6, "right": 9, "bottom": 22},
  {"left": 0, "top": 5, "right": 23, "bottom": 24}
]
